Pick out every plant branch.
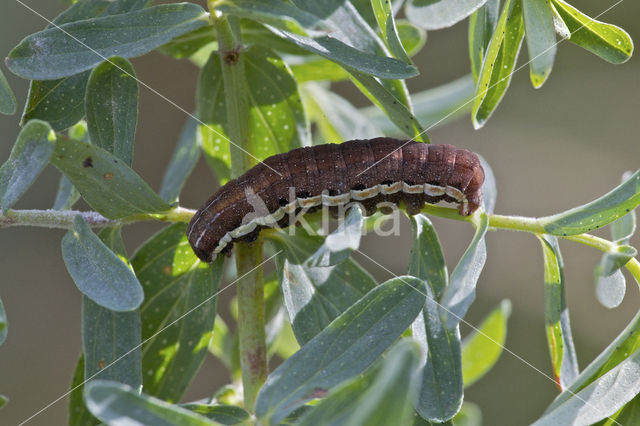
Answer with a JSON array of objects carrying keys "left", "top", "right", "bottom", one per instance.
[{"left": 0, "top": 207, "right": 195, "bottom": 229}]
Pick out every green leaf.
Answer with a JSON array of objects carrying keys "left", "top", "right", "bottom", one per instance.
[
  {"left": 409, "top": 215, "right": 462, "bottom": 422},
  {"left": 0, "top": 120, "right": 56, "bottom": 213},
  {"left": 0, "top": 298, "right": 7, "bottom": 346},
  {"left": 217, "top": 1, "right": 418, "bottom": 80},
  {"left": 469, "top": 0, "right": 500, "bottom": 82},
  {"left": 610, "top": 173, "right": 637, "bottom": 243},
  {"left": 362, "top": 75, "right": 475, "bottom": 133},
  {"left": 298, "top": 340, "right": 422, "bottom": 426},
  {"left": 20, "top": 0, "right": 150, "bottom": 130},
  {"left": 348, "top": 68, "right": 427, "bottom": 141},
  {"left": 533, "top": 346, "right": 640, "bottom": 426},
  {"left": 159, "top": 25, "right": 216, "bottom": 59},
  {"left": 132, "top": 224, "right": 223, "bottom": 402},
  {"left": 62, "top": 215, "right": 143, "bottom": 311},
  {"left": 84, "top": 380, "right": 216, "bottom": 425},
  {"left": 81, "top": 226, "right": 142, "bottom": 390},
  {"left": 269, "top": 207, "right": 377, "bottom": 344},
  {"left": 85, "top": 57, "right": 139, "bottom": 166},
  {"left": 255, "top": 276, "right": 427, "bottom": 424},
  {"left": 82, "top": 297, "right": 142, "bottom": 384},
  {"left": 595, "top": 395, "right": 640, "bottom": 426},
  {"left": 53, "top": 122, "right": 88, "bottom": 210},
  {"left": 479, "top": 155, "right": 497, "bottom": 213},
  {"left": 396, "top": 20, "right": 428, "bottom": 58},
  {"left": 303, "top": 84, "right": 381, "bottom": 141},
  {"left": 538, "top": 235, "right": 579, "bottom": 390},
  {"left": 440, "top": 212, "right": 489, "bottom": 329},
  {"left": 181, "top": 404, "right": 250, "bottom": 424},
  {"left": 551, "top": 0, "right": 633, "bottom": 64},
  {"left": 0, "top": 68, "right": 16, "bottom": 115},
  {"left": 6, "top": 3, "right": 208, "bottom": 80},
  {"left": 406, "top": 0, "right": 489, "bottom": 30},
  {"left": 0, "top": 395, "right": 7, "bottom": 410},
  {"left": 472, "top": 0, "right": 525, "bottom": 129},
  {"left": 69, "top": 356, "right": 100, "bottom": 426},
  {"left": 541, "top": 169, "right": 640, "bottom": 236},
  {"left": 462, "top": 299, "right": 511, "bottom": 387},
  {"left": 371, "top": 0, "right": 411, "bottom": 62},
  {"left": 548, "top": 310, "right": 640, "bottom": 414},
  {"left": 197, "top": 46, "right": 307, "bottom": 184},
  {"left": 522, "top": 0, "right": 556, "bottom": 88},
  {"left": 22, "top": 72, "right": 90, "bottom": 131},
  {"left": 159, "top": 117, "right": 201, "bottom": 203},
  {"left": 208, "top": 315, "right": 240, "bottom": 376},
  {"left": 50, "top": 136, "right": 171, "bottom": 219},
  {"left": 290, "top": 58, "right": 350, "bottom": 83}
]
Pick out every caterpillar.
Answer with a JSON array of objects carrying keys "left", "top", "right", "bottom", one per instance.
[{"left": 187, "top": 138, "right": 485, "bottom": 262}]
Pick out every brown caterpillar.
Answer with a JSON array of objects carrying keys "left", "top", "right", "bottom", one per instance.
[{"left": 187, "top": 138, "right": 484, "bottom": 262}]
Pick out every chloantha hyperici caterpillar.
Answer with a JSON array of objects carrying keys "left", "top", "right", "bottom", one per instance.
[{"left": 187, "top": 138, "right": 485, "bottom": 262}]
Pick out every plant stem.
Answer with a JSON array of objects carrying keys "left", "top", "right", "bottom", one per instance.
[
  {"left": 0, "top": 207, "right": 195, "bottom": 229},
  {"left": 212, "top": 8, "right": 268, "bottom": 410}
]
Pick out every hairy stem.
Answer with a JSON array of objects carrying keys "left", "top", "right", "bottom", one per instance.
[{"left": 212, "top": 8, "right": 267, "bottom": 410}]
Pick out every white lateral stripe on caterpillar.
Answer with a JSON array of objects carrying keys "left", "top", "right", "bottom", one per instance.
[{"left": 205, "top": 182, "right": 468, "bottom": 260}]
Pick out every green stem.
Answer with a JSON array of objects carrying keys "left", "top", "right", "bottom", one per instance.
[
  {"left": 211, "top": 7, "right": 267, "bottom": 410},
  {"left": 0, "top": 207, "right": 194, "bottom": 229}
]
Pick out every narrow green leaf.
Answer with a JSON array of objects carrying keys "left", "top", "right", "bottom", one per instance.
[
  {"left": 85, "top": 57, "right": 138, "bottom": 166},
  {"left": 0, "top": 120, "right": 56, "bottom": 213},
  {"left": 0, "top": 298, "right": 7, "bottom": 346},
  {"left": 440, "top": 212, "right": 489, "bottom": 329},
  {"left": 469, "top": 0, "right": 500, "bottom": 82},
  {"left": 472, "top": 0, "right": 525, "bottom": 129},
  {"left": 551, "top": 0, "right": 633, "bottom": 64},
  {"left": 523, "top": 0, "right": 556, "bottom": 88},
  {"left": 6, "top": 3, "right": 209, "bottom": 80},
  {"left": 84, "top": 380, "right": 216, "bottom": 425},
  {"left": 371, "top": 0, "right": 411, "bottom": 62},
  {"left": 533, "top": 346, "right": 640, "bottom": 426},
  {"left": 548, "top": 310, "right": 640, "bottom": 413},
  {"left": 611, "top": 173, "right": 637, "bottom": 243},
  {"left": 298, "top": 340, "right": 422, "bottom": 426},
  {"left": 541, "top": 169, "right": 640, "bottom": 236},
  {"left": 348, "top": 68, "right": 427, "bottom": 141},
  {"left": 409, "top": 216, "right": 462, "bottom": 422},
  {"left": 82, "top": 226, "right": 142, "bottom": 392},
  {"left": 62, "top": 215, "right": 143, "bottom": 311},
  {"left": 0, "top": 68, "right": 16, "bottom": 115},
  {"left": 181, "top": 404, "right": 250, "bottom": 424},
  {"left": 362, "top": 75, "right": 475, "bottom": 133},
  {"left": 159, "top": 117, "right": 201, "bottom": 203},
  {"left": 20, "top": 0, "right": 150, "bottom": 130},
  {"left": 0, "top": 395, "right": 7, "bottom": 410},
  {"left": 538, "top": 235, "right": 579, "bottom": 390},
  {"left": 406, "top": 0, "right": 489, "bottom": 30},
  {"left": 409, "top": 215, "right": 448, "bottom": 299},
  {"left": 462, "top": 299, "right": 511, "bottom": 387},
  {"left": 413, "top": 289, "right": 463, "bottom": 422},
  {"left": 303, "top": 84, "right": 381, "bottom": 141},
  {"left": 50, "top": 136, "right": 171, "bottom": 219},
  {"left": 396, "top": 20, "right": 428, "bottom": 58},
  {"left": 69, "top": 356, "right": 100, "bottom": 426},
  {"left": 255, "top": 276, "right": 427, "bottom": 423},
  {"left": 132, "top": 224, "right": 223, "bottom": 402}
]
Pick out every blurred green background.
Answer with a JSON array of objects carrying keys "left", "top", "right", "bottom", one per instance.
[{"left": 1, "top": 0, "right": 639, "bottom": 424}]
